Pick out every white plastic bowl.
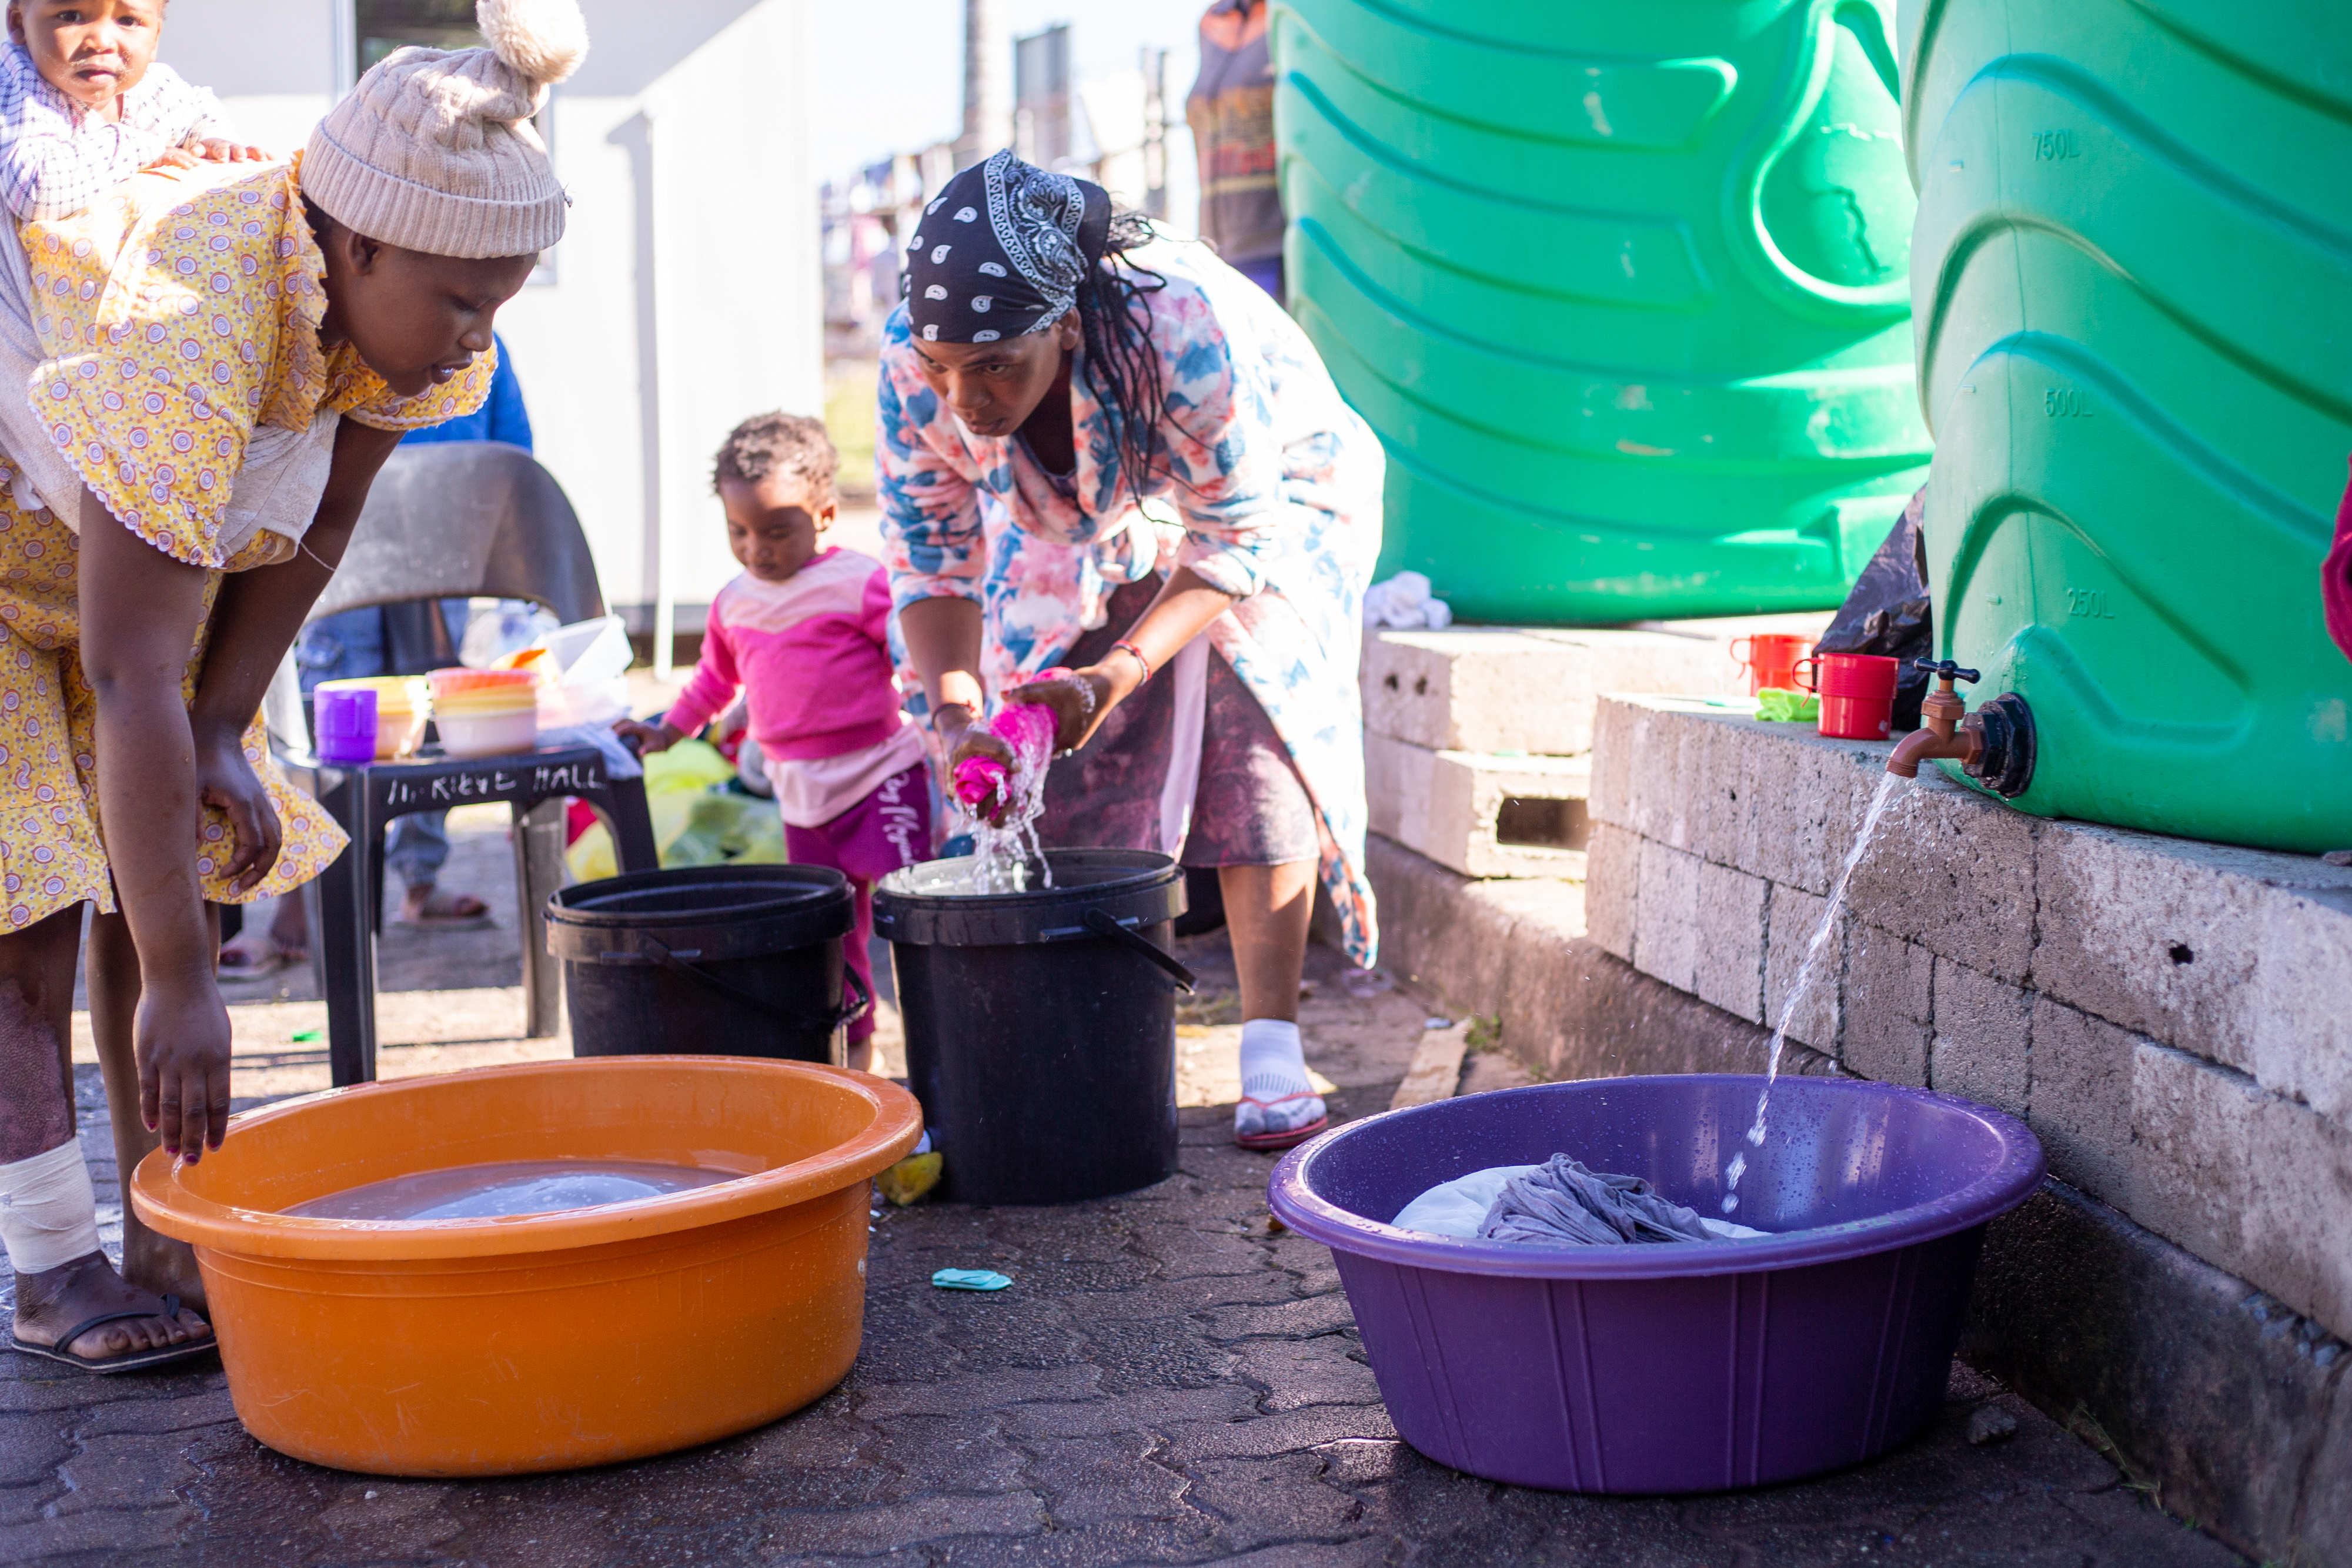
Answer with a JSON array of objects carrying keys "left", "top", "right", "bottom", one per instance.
[{"left": 436, "top": 707, "right": 539, "bottom": 758}]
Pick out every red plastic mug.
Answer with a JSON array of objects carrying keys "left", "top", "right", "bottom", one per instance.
[
  {"left": 1730, "top": 633, "right": 1812, "bottom": 695},
  {"left": 1792, "top": 652, "right": 1901, "bottom": 740}
]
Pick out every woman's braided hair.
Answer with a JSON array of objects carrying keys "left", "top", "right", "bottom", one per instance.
[{"left": 1074, "top": 210, "right": 1171, "bottom": 508}]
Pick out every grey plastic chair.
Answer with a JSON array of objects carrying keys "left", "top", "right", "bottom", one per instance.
[
  {"left": 293, "top": 441, "right": 657, "bottom": 1084},
  {"left": 309, "top": 440, "right": 607, "bottom": 624}
]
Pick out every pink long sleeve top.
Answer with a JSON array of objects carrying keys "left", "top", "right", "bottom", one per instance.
[{"left": 664, "top": 548, "right": 922, "bottom": 824}]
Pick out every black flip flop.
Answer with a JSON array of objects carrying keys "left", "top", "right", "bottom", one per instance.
[{"left": 9, "top": 1294, "right": 218, "bottom": 1375}]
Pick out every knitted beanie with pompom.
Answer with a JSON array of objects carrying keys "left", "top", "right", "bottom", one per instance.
[{"left": 302, "top": 0, "right": 589, "bottom": 258}]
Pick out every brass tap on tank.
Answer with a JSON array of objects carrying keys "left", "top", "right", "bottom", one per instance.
[
  {"left": 1886, "top": 661, "right": 1983, "bottom": 778},
  {"left": 1885, "top": 660, "right": 2038, "bottom": 798}
]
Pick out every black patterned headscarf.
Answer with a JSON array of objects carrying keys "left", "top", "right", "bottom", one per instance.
[{"left": 903, "top": 150, "right": 1113, "bottom": 343}]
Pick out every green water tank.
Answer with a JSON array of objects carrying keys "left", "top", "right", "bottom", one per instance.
[
  {"left": 1272, "top": 0, "right": 1933, "bottom": 623},
  {"left": 1906, "top": 0, "right": 2352, "bottom": 851}
]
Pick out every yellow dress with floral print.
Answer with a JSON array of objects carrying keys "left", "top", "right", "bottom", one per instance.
[{"left": 0, "top": 159, "right": 492, "bottom": 931}]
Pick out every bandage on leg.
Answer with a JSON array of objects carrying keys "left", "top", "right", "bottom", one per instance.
[{"left": 0, "top": 1138, "right": 101, "bottom": 1276}]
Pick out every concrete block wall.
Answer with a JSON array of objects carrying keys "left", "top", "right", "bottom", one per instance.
[
  {"left": 1588, "top": 695, "right": 2352, "bottom": 1346},
  {"left": 1359, "top": 617, "right": 1825, "bottom": 880}
]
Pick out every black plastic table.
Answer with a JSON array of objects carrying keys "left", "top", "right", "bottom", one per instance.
[{"left": 309, "top": 744, "right": 660, "bottom": 1086}]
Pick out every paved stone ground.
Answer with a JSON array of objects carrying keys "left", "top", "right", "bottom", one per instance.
[
  {"left": 2, "top": 1104, "right": 2244, "bottom": 1567},
  {"left": 6, "top": 817, "right": 2247, "bottom": 1566}
]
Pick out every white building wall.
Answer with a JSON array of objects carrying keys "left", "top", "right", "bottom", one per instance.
[{"left": 161, "top": 0, "right": 822, "bottom": 622}]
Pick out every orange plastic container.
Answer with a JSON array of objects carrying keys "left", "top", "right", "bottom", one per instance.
[
  {"left": 428, "top": 666, "right": 537, "bottom": 697},
  {"left": 132, "top": 1057, "right": 923, "bottom": 1476}
]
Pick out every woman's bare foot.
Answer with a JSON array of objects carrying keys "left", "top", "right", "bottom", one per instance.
[
  {"left": 11, "top": 1252, "right": 212, "bottom": 1365},
  {"left": 122, "top": 1221, "right": 209, "bottom": 1318}
]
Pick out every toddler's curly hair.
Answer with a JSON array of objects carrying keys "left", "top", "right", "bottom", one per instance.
[{"left": 711, "top": 411, "right": 837, "bottom": 500}]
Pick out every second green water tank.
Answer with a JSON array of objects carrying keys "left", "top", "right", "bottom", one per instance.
[
  {"left": 1273, "top": 0, "right": 1934, "bottom": 623},
  {"left": 1906, "top": 0, "right": 2352, "bottom": 851}
]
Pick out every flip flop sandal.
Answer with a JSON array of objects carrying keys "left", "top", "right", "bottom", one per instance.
[
  {"left": 10, "top": 1295, "right": 218, "bottom": 1375},
  {"left": 217, "top": 936, "right": 292, "bottom": 979},
  {"left": 393, "top": 891, "right": 495, "bottom": 931},
  {"left": 1234, "top": 1092, "right": 1329, "bottom": 1152}
]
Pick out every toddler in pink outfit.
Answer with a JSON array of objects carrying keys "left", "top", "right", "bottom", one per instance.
[{"left": 618, "top": 413, "right": 930, "bottom": 1071}]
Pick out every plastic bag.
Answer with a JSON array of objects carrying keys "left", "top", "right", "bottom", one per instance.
[
  {"left": 563, "top": 740, "right": 744, "bottom": 881},
  {"left": 1363, "top": 571, "right": 1455, "bottom": 630},
  {"left": 459, "top": 599, "right": 559, "bottom": 668},
  {"left": 663, "top": 791, "right": 787, "bottom": 867},
  {"left": 1815, "top": 486, "right": 1932, "bottom": 728},
  {"left": 530, "top": 615, "right": 632, "bottom": 730}
]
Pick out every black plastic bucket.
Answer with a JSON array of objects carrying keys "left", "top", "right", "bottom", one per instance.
[
  {"left": 874, "top": 848, "right": 1192, "bottom": 1205},
  {"left": 546, "top": 864, "right": 870, "bottom": 1064}
]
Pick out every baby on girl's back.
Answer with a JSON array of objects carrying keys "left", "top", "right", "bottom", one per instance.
[
  {"left": 2, "top": 0, "right": 265, "bottom": 222},
  {"left": 617, "top": 414, "right": 933, "bottom": 1074}
]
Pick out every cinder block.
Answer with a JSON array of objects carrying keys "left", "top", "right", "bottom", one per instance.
[
  {"left": 2036, "top": 823, "right": 2352, "bottom": 1129},
  {"left": 1692, "top": 862, "right": 1769, "bottom": 1024},
  {"left": 1355, "top": 831, "right": 1817, "bottom": 1090},
  {"left": 2298, "top": 1328, "right": 2352, "bottom": 1557},
  {"left": 1362, "top": 628, "right": 1596, "bottom": 754},
  {"left": 1632, "top": 839, "right": 1702, "bottom": 993},
  {"left": 1748, "top": 728, "right": 1885, "bottom": 898},
  {"left": 1763, "top": 882, "right": 1841, "bottom": 1054},
  {"left": 1586, "top": 697, "right": 1639, "bottom": 830},
  {"left": 1929, "top": 958, "right": 2031, "bottom": 1118},
  {"left": 2241, "top": 1081, "right": 2352, "bottom": 1341},
  {"left": 1842, "top": 925, "right": 1932, "bottom": 1086},
  {"left": 1361, "top": 832, "right": 1585, "bottom": 1021},
  {"left": 1963, "top": 1179, "right": 2352, "bottom": 1566},
  {"left": 2129, "top": 1043, "right": 2259, "bottom": 1291},
  {"left": 2027, "top": 997, "right": 2137, "bottom": 1203},
  {"left": 1363, "top": 624, "right": 1799, "bottom": 757},
  {"left": 1846, "top": 770, "right": 2039, "bottom": 985},
  {"left": 1650, "top": 705, "right": 1708, "bottom": 854},
  {"left": 1362, "top": 732, "right": 1590, "bottom": 880},
  {"left": 1584, "top": 823, "right": 1639, "bottom": 961},
  {"left": 1615, "top": 701, "right": 1680, "bottom": 848},
  {"left": 1689, "top": 718, "right": 1758, "bottom": 868}
]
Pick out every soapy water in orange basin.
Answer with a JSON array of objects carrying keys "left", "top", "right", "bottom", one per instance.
[{"left": 132, "top": 1057, "right": 924, "bottom": 1477}]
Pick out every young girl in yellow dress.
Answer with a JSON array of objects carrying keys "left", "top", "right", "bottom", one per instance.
[{"left": 0, "top": 0, "right": 589, "bottom": 1373}]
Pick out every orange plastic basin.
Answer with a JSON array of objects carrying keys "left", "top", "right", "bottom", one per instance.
[{"left": 132, "top": 1057, "right": 923, "bottom": 1476}]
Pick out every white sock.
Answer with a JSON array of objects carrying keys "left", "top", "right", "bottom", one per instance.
[
  {"left": 0, "top": 1139, "right": 101, "bottom": 1276},
  {"left": 1235, "top": 1019, "right": 1323, "bottom": 1137}
]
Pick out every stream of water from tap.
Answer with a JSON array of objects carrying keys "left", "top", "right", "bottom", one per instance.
[{"left": 1722, "top": 772, "right": 1905, "bottom": 1215}]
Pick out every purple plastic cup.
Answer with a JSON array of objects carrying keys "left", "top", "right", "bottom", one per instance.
[
  {"left": 1267, "top": 1075, "right": 2045, "bottom": 1493},
  {"left": 315, "top": 686, "right": 379, "bottom": 766}
]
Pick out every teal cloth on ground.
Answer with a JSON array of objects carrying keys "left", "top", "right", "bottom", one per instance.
[
  {"left": 1756, "top": 688, "right": 1819, "bottom": 723},
  {"left": 932, "top": 1269, "right": 1013, "bottom": 1292}
]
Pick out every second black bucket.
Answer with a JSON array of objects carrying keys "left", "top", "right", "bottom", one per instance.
[
  {"left": 874, "top": 848, "right": 1191, "bottom": 1205},
  {"left": 546, "top": 864, "right": 869, "bottom": 1064}
]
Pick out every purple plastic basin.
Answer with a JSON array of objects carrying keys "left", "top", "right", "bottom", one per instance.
[{"left": 1267, "top": 1075, "right": 2044, "bottom": 1493}]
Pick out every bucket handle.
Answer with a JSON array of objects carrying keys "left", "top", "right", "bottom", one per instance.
[
  {"left": 1083, "top": 908, "right": 1197, "bottom": 993},
  {"left": 636, "top": 933, "right": 874, "bottom": 1035}
]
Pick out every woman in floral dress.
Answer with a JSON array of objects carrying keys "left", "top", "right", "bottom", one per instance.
[
  {"left": 878, "top": 151, "right": 1384, "bottom": 1152},
  {"left": 0, "top": 4, "right": 584, "bottom": 1373}
]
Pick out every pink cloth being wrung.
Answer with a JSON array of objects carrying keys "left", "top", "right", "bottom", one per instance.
[{"left": 951, "top": 682, "right": 1067, "bottom": 814}]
